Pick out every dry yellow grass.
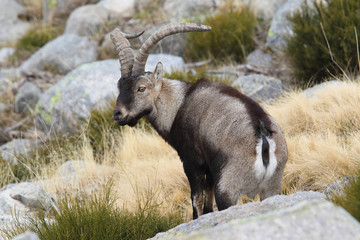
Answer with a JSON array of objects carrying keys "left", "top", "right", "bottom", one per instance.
[
  {"left": 39, "top": 126, "right": 191, "bottom": 217},
  {"left": 110, "top": 126, "right": 189, "bottom": 214},
  {"left": 266, "top": 80, "right": 360, "bottom": 192}
]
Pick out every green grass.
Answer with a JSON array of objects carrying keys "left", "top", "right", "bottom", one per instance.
[
  {"left": 286, "top": 0, "right": 360, "bottom": 86},
  {"left": 2, "top": 183, "right": 183, "bottom": 240},
  {"left": 331, "top": 172, "right": 360, "bottom": 221},
  {"left": 184, "top": 5, "right": 256, "bottom": 64}
]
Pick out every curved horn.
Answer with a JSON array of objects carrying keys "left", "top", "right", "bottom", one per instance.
[
  {"left": 132, "top": 23, "right": 211, "bottom": 76},
  {"left": 110, "top": 28, "right": 144, "bottom": 78}
]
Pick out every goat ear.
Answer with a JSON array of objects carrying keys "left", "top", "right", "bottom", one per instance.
[{"left": 152, "top": 62, "right": 163, "bottom": 84}]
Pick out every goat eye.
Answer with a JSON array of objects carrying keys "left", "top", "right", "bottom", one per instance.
[{"left": 138, "top": 86, "right": 146, "bottom": 92}]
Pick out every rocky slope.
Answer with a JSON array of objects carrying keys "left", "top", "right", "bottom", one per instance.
[{"left": 0, "top": 0, "right": 358, "bottom": 239}]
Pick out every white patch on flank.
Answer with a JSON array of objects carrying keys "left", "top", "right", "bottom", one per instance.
[
  {"left": 254, "top": 137, "right": 278, "bottom": 181},
  {"left": 264, "top": 137, "right": 277, "bottom": 181},
  {"left": 254, "top": 137, "right": 266, "bottom": 180}
]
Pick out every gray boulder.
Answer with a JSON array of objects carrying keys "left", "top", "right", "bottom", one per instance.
[
  {"left": 35, "top": 59, "right": 119, "bottom": 135},
  {"left": 14, "top": 82, "right": 42, "bottom": 113},
  {"left": 325, "top": 175, "right": 356, "bottom": 197},
  {"left": 20, "top": 34, "right": 97, "bottom": 75},
  {"left": 153, "top": 199, "right": 360, "bottom": 240},
  {"left": 97, "top": 0, "right": 135, "bottom": 19},
  {"left": 44, "top": 160, "right": 100, "bottom": 192},
  {"left": 246, "top": 49, "right": 273, "bottom": 68},
  {"left": 146, "top": 54, "right": 185, "bottom": 73},
  {"left": 0, "top": 139, "right": 40, "bottom": 164},
  {"left": 266, "top": 0, "right": 324, "bottom": 52},
  {"left": 0, "top": 182, "right": 56, "bottom": 215},
  {"left": 151, "top": 191, "right": 326, "bottom": 239},
  {"left": 0, "top": 47, "right": 15, "bottom": 64},
  {"left": 56, "top": 160, "right": 90, "bottom": 180},
  {"left": 0, "top": 68, "right": 21, "bottom": 81},
  {"left": 163, "top": 0, "right": 217, "bottom": 22},
  {"left": 35, "top": 54, "right": 184, "bottom": 135},
  {"left": 0, "top": 0, "right": 31, "bottom": 45},
  {"left": 232, "top": 74, "right": 284, "bottom": 102},
  {"left": 0, "top": 77, "right": 12, "bottom": 94},
  {"left": 12, "top": 231, "right": 40, "bottom": 240},
  {"left": 302, "top": 80, "right": 344, "bottom": 98},
  {"left": 0, "top": 214, "right": 23, "bottom": 232},
  {"left": 42, "top": 0, "right": 99, "bottom": 23},
  {"left": 246, "top": 0, "right": 288, "bottom": 21},
  {"left": 9, "top": 182, "right": 56, "bottom": 211},
  {"left": 142, "top": 25, "right": 187, "bottom": 56},
  {"left": 65, "top": 5, "right": 112, "bottom": 37}
]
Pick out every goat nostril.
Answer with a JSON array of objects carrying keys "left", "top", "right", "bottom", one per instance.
[{"left": 113, "top": 110, "right": 122, "bottom": 120}]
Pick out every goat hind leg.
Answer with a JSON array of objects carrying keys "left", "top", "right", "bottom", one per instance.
[
  {"left": 183, "top": 164, "right": 205, "bottom": 219},
  {"left": 203, "top": 174, "right": 214, "bottom": 214}
]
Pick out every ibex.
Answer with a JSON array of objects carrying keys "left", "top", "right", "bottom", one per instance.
[{"left": 110, "top": 23, "right": 288, "bottom": 219}]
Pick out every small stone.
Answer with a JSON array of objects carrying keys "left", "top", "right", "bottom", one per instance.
[
  {"left": 302, "top": 80, "right": 345, "bottom": 98},
  {"left": 232, "top": 74, "right": 284, "bottom": 102},
  {"left": 325, "top": 175, "right": 357, "bottom": 197},
  {"left": 97, "top": 0, "right": 135, "bottom": 18},
  {"left": 0, "top": 77, "right": 12, "bottom": 93},
  {"left": 14, "top": 82, "right": 42, "bottom": 113},
  {"left": 0, "top": 47, "right": 15, "bottom": 64},
  {"left": 246, "top": 49, "right": 273, "bottom": 68},
  {"left": 9, "top": 182, "right": 56, "bottom": 211},
  {"left": 12, "top": 230, "right": 40, "bottom": 240},
  {"left": 0, "top": 139, "right": 41, "bottom": 164},
  {"left": 0, "top": 102, "right": 8, "bottom": 113}
]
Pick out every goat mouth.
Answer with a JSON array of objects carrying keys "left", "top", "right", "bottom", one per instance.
[
  {"left": 114, "top": 115, "right": 129, "bottom": 126},
  {"left": 114, "top": 116, "right": 138, "bottom": 127}
]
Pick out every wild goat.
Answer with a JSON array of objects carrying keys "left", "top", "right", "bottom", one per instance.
[{"left": 110, "top": 23, "right": 288, "bottom": 219}]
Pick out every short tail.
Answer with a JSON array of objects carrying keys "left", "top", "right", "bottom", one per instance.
[
  {"left": 261, "top": 134, "right": 270, "bottom": 167},
  {"left": 254, "top": 122, "right": 277, "bottom": 181}
]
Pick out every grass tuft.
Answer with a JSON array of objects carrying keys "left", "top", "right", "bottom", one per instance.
[
  {"left": 285, "top": 0, "right": 360, "bottom": 86},
  {"left": 184, "top": 4, "right": 256, "bottom": 64},
  {"left": 2, "top": 183, "right": 183, "bottom": 240},
  {"left": 331, "top": 172, "right": 360, "bottom": 221},
  {"left": 265, "top": 80, "right": 360, "bottom": 192}
]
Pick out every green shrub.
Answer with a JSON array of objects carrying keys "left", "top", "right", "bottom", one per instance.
[
  {"left": 16, "top": 25, "right": 63, "bottom": 51},
  {"left": 286, "top": 0, "right": 360, "bottom": 86},
  {"left": 331, "top": 174, "right": 360, "bottom": 221},
  {"left": 2, "top": 184, "right": 183, "bottom": 240},
  {"left": 184, "top": 5, "right": 257, "bottom": 63}
]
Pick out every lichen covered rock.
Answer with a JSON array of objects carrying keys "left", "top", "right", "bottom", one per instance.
[{"left": 19, "top": 34, "right": 97, "bottom": 75}]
